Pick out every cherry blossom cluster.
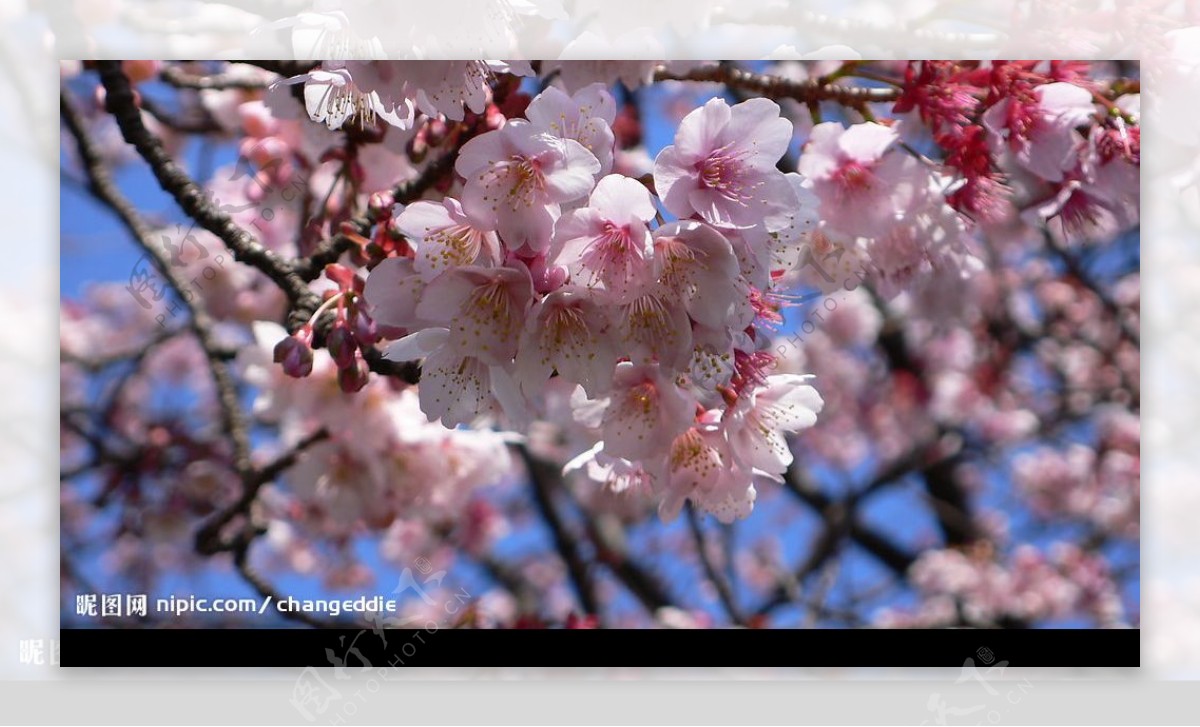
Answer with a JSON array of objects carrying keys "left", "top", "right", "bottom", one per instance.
[
  {"left": 893, "top": 60, "right": 1139, "bottom": 235},
  {"left": 242, "top": 321, "right": 513, "bottom": 533},
  {"left": 352, "top": 85, "right": 827, "bottom": 523},
  {"left": 875, "top": 541, "right": 1125, "bottom": 628}
]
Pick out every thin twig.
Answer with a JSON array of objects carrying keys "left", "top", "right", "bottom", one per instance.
[
  {"left": 686, "top": 505, "right": 746, "bottom": 626},
  {"left": 232, "top": 537, "right": 343, "bottom": 629}
]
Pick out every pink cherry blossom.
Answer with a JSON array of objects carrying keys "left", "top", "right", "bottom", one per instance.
[
  {"left": 394, "top": 198, "right": 502, "bottom": 281},
  {"left": 513, "top": 285, "right": 619, "bottom": 398},
  {"left": 552, "top": 174, "right": 657, "bottom": 300},
  {"left": 652, "top": 220, "right": 743, "bottom": 330},
  {"left": 413, "top": 264, "right": 536, "bottom": 365},
  {"left": 614, "top": 284, "right": 694, "bottom": 371},
  {"left": 797, "top": 121, "right": 929, "bottom": 238},
  {"left": 723, "top": 374, "right": 824, "bottom": 476},
  {"left": 724, "top": 172, "right": 819, "bottom": 291},
  {"left": 526, "top": 83, "right": 617, "bottom": 177},
  {"left": 281, "top": 61, "right": 415, "bottom": 130},
  {"left": 983, "top": 81, "right": 1096, "bottom": 183},
  {"left": 456, "top": 120, "right": 601, "bottom": 251},
  {"left": 394, "top": 60, "right": 532, "bottom": 121},
  {"left": 282, "top": 60, "right": 535, "bottom": 130},
  {"left": 361, "top": 257, "right": 428, "bottom": 333},
  {"left": 599, "top": 362, "right": 696, "bottom": 462},
  {"left": 653, "top": 97, "right": 797, "bottom": 227},
  {"left": 658, "top": 424, "right": 756, "bottom": 524}
]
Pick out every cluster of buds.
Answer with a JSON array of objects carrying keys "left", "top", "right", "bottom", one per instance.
[{"left": 274, "top": 263, "right": 378, "bottom": 392}]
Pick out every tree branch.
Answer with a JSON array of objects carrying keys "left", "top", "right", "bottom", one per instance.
[
  {"left": 516, "top": 444, "right": 601, "bottom": 617},
  {"left": 62, "top": 87, "right": 254, "bottom": 486},
  {"left": 95, "top": 61, "right": 315, "bottom": 309},
  {"left": 654, "top": 64, "right": 900, "bottom": 106},
  {"left": 686, "top": 506, "right": 746, "bottom": 626},
  {"left": 161, "top": 64, "right": 271, "bottom": 91}
]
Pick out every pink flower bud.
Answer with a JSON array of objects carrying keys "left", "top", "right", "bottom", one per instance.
[
  {"left": 273, "top": 335, "right": 313, "bottom": 378},
  {"left": 337, "top": 357, "right": 369, "bottom": 393},
  {"left": 524, "top": 253, "right": 568, "bottom": 295},
  {"left": 327, "top": 323, "right": 357, "bottom": 369},
  {"left": 369, "top": 191, "right": 394, "bottom": 217},
  {"left": 351, "top": 307, "right": 378, "bottom": 347},
  {"left": 324, "top": 264, "right": 355, "bottom": 290}
]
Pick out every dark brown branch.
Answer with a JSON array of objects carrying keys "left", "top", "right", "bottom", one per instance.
[
  {"left": 783, "top": 464, "right": 918, "bottom": 576},
  {"left": 361, "top": 347, "right": 422, "bottom": 385},
  {"left": 195, "top": 427, "right": 331, "bottom": 555},
  {"left": 95, "top": 61, "right": 315, "bottom": 309},
  {"left": 293, "top": 149, "right": 462, "bottom": 282},
  {"left": 572, "top": 506, "right": 676, "bottom": 615},
  {"left": 759, "top": 460, "right": 921, "bottom": 617}
]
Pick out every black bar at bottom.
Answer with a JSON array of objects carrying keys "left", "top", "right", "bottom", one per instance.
[{"left": 60, "top": 628, "right": 1138, "bottom": 667}]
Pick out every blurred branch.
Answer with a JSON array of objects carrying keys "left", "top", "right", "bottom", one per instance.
[
  {"left": 231, "top": 536, "right": 343, "bottom": 629},
  {"left": 561, "top": 491, "right": 677, "bottom": 615},
  {"left": 865, "top": 290, "right": 980, "bottom": 546},
  {"left": 587, "top": 521, "right": 675, "bottom": 615},
  {"left": 161, "top": 64, "right": 271, "bottom": 91},
  {"left": 63, "top": 84, "right": 334, "bottom": 575},
  {"left": 60, "top": 324, "right": 189, "bottom": 372},
  {"left": 516, "top": 444, "right": 601, "bottom": 618},
  {"left": 195, "top": 426, "right": 330, "bottom": 555},
  {"left": 654, "top": 64, "right": 900, "bottom": 106},
  {"left": 251, "top": 428, "right": 330, "bottom": 486},
  {"left": 783, "top": 463, "right": 918, "bottom": 575},
  {"left": 139, "top": 95, "right": 223, "bottom": 134},
  {"left": 686, "top": 505, "right": 746, "bottom": 626}
]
